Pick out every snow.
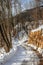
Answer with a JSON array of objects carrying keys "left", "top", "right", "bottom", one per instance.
[
  {"left": 3, "top": 46, "right": 40, "bottom": 65},
  {"left": 32, "top": 25, "right": 43, "bottom": 32},
  {"left": 37, "top": 48, "right": 43, "bottom": 56},
  {"left": 0, "top": 46, "right": 17, "bottom": 65},
  {"left": 12, "top": 30, "right": 28, "bottom": 46},
  {"left": 0, "top": 25, "right": 43, "bottom": 65}
]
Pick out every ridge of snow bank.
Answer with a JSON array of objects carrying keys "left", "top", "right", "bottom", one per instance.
[
  {"left": 0, "top": 46, "right": 17, "bottom": 65},
  {"left": 32, "top": 25, "right": 43, "bottom": 32}
]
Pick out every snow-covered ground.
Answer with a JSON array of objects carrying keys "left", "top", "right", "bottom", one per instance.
[
  {"left": 2, "top": 46, "right": 40, "bottom": 65},
  {"left": 0, "top": 25, "right": 43, "bottom": 65},
  {"left": 32, "top": 25, "right": 43, "bottom": 32},
  {"left": 0, "top": 46, "right": 17, "bottom": 65}
]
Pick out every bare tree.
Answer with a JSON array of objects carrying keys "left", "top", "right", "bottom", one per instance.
[{"left": 0, "top": 0, "right": 12, "bottom": 52}]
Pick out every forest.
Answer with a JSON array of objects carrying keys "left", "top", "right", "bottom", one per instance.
[{"left": 0, "top": 0, "right": 43, "bottom": 52}]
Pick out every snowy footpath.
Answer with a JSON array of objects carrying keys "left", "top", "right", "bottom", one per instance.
[{"left": 1, "top": 46, "right": 40, "bottom": 65}]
